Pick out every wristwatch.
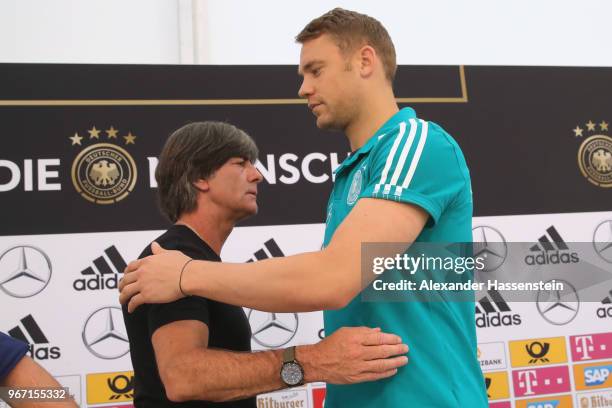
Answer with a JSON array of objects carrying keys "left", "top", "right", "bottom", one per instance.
[{"left": 280, "top": 346, "right": 304, "bottom": 386}]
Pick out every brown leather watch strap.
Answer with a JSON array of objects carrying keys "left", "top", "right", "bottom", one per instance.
[{"left": 283, "top": 346, "right": 296, "bottom": 363}]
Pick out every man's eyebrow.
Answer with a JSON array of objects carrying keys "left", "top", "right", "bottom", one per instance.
[{"left": 298, "top": 60, "right": 324, "bottom": 75}]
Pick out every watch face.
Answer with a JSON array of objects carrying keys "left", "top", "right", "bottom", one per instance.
[{"left": 281, "top": 362, "right": 303, "bottom": 386}]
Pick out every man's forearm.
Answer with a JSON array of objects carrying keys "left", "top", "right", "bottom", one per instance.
[
  {"left": 164, "top": 346, "right": 320, "bottom": 402},
  {"left": 176, "top": 199, "right": 423, "bottom": 313},
  {"left": 120, "top": 199, "right": 425, "bottom": 313},
  {"left": 165, "top": 348, "right": 282, "bottom": 402},
  {"left": 183, "top": 248, "right": 359, "bottom": 312},
  {"left": 2, "top": 356, "right": 79, "bottom": 408}
]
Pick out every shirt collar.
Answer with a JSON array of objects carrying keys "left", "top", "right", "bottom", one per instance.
[{"left": 333, "top": 107, "right": 417, "bottom": 174}]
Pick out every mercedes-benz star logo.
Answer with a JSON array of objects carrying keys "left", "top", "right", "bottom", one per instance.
[
  {"left": 593, "top": 220, "right": 612, "bottom": 263},
  {"left": 472, "top": 226, "right": 508, "bottom": 272},
  {"left": 536, "top": 279, "right": 580, "bottom": 325},
  {"left": 248, "top": 310, "right": 298, "bottom": 348},
  {"left": 0, "top": 246, "right": 52, "bottom": 298},
  {"left": 82, "top": 306, "right": 129, "bottom": 359}
]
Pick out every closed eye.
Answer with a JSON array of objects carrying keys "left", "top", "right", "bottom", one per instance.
[{"left": 232, "top": 159, "right": 247, "bottom": 166}]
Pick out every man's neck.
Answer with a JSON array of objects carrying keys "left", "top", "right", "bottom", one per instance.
[
  {"left": 176, "top": 210, "right": 234, "bottom": 256},
  {"left": 345, "top": 88, "right": 399, "bottom": 151}
]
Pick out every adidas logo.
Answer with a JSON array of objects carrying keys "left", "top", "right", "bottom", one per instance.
[
  {"left": 73, "top": 245, "right": 126, "bottom": 291},
  {"left": 597, "top": 289, "right": 612, "bottom": 319},
  {"left": 524, "top": 226, "right": 579, "bottom": 265},
  {"left": 475, "top": 289, "right": 522, "bottom": 328},
  {"left": 8, "top": 314, "right": 61, "bottom": 360},
  {"left": 246, "top": 239, "right": 284, "bottom": 262}
]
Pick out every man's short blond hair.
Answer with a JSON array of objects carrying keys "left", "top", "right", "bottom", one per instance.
[{"left": 296, "top": 8, "right": 397, "bottom": 83}]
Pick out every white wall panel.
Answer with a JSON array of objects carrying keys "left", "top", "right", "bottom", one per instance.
[{"left": 0, "top": 0, "right": 180, "bottom": 64}]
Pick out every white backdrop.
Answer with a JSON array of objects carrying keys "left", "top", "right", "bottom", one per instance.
[
  {"left": 1, "top": 211, "right": 612, "bottom": 407},
  {"left": 1, "top": 0, "right": 612, "bottom": 66}
]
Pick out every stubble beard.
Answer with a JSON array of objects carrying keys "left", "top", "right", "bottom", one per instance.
[{"left": 315, "top": 104, "right": 352, "bottom": 133}]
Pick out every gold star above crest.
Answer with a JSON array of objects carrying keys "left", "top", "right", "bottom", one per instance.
[
  {"left": 124, "top": 132, "right": 137, "bottom": 145},
  {"left": 106, "top": 126, "right": 119, "bottom": 139},
  {"left": 573, "top": 126, "right": 584, "bottom": 137},
  {"left": 88, "top": 126, "right": 101, "bottom": 139},
  {"left": 69, "top": 132, "right": 83, "bottom": 146},
  {"left": 586, "top": 120, "right": 596, "bottom": 131},
  {"left": 601, "top": 121, "right": 609, "bottom": 132}
]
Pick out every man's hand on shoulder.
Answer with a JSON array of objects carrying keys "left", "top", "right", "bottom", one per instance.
[
  {"left": 299, "top": 326, "right": 409, "bottom": 384},
  {"left": 119, "top": 242, "right": 192, "bottom": 312}
]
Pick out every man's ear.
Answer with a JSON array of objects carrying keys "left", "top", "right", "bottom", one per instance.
[
  {"left": 193, "top": 179, "right": 209, "bottom": 192},
  {"left": 358, "top": 45, "right": 376, "bottom": 78}
]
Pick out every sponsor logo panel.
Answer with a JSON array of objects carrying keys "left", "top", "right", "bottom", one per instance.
[
  {"left": 86, "top": 371, "right": 134, "bottom": 405},
  {"left": 515, "top": 394, "right": 573, "bottom": 408},
  {"left": 257, "top": 388, "right": 308, "bottom": 408},
  {"left": 311, "top": 387, "right": 326, "bottom": 408},
  {"left": 478, "top": 342, "right": 507, "bottom": 371},
  {"left": 489, "top": 402, "right": 511, "bottom": 408},
  {"left": 597, "top": 286, "right": 612, "bottom": 319},
  {"left": 593, "top": 219, "right": 612, "bottom": 320},
  {"left": 73, "top": 245, "right": 126, "bottom": 291},
  {"left": 0, "top": 245, "right": 52, "bottom": 298},
  {"left": 512, "top": 366, "right": 571, "bottom": 397},
  {"left": 536, "top": 279, "right": 580, "bottom": 326},
  {"left": 246, "top": 240, "right": 301, "bottom": 349},
  {"left": 248, "top": 310, "right": 299, "bottom": 349},
  {"left": 577, "top": 390, "right": 612, "bottom": 408},
  {"left": 246, "top": 238, "right": 284, "bottom": 263},
  {"left": 574, "top": 361, "right": 612, "bottom": 390},
  {"left": 472, "top": 226, "right": 508, "bottom": 272},
  {"left": 7, "top": 314, "right": 61, "bottom": 360},
  {"left": 509, "top": 337, "right": 567, "bottom": 367},
  {"left": 571, "top": 333, "right": 612, "bottom": 362},
  {"left": 484, "top": 371, "right": 510, "bottom": 401},
  {"left": 82, "top": 306, "right": 129, "bottom": 359},
  {"left": 525, "top": 226, "right": 579, "bottom": 266},
  {"left": 593, "top": 220, "right": 612, "bottom": 264},
  {"left": 475, "top": 289, "right": 522, "bottom": 328}
]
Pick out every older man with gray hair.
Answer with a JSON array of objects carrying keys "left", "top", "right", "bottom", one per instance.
[{"left": 121, "top": 121, "right": 409, "bottom": 408}]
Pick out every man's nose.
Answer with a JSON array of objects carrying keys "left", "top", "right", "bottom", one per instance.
[
  {"left": 248, "top": 162, "right": 263, "bottom": 183},
  {"left": 298, "top": 78, "right": 313, "bottom": 99}
]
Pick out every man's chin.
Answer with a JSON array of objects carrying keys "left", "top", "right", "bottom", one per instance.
[
  {"left": 238, "top": 206, "right": 258, "bottom": 220},
  {"left": 316, "top": 116, "right": 338, "bottom": 130},
  {"left": 316, "top": 118, "right": 345, "bottom": 132}
]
